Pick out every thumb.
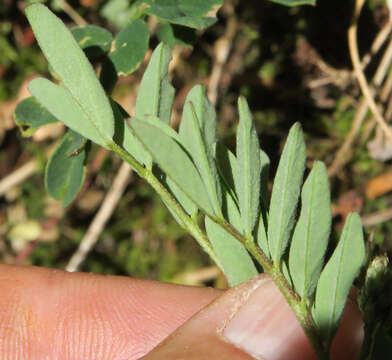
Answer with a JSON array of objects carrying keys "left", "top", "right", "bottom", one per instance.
[{"left": 141, "top": 275, "right": 363, "bottom": 360}]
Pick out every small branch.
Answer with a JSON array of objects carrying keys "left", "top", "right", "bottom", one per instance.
[
  {"left": 0, "top": 160, "right": 37, "bottom": 197},
  {"left": 109, "top": 142, "right": 222, "bottom": 268},
  {"left": 211, "top": 216, "right": 328, "bottom": 359},
  {"left": 360, "top": 17, "right": 392, "bottom": 71},
  {"left": 362, "top": 208, "right": 392, "bottom": 227},
  {"left": 207, "top": 1, "right": 237, "bottom": 105},
  {"left": 65, "top": 161, "right": 132, "bottom": 272},
  {"left": 348, "top": 0, "right": 392, "bottom": 141},
  {"left": 55, "top": 0, "right": 87, "bottom": 26},
  {"left": 329, "top": 24, "right": 392, "bottom": 176}
]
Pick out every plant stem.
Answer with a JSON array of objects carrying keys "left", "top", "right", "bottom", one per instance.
[
  {"left": 110, "top": 141, "right": 329, "bottom": 359},
  {"left": 213, "top": 216, "right": 329, "bottom": 360},
  {"left": 108, "top": 141, "right": 222, "bottom": 268}
]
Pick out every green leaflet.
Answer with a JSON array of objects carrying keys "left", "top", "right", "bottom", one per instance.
[
  {"left": 129, "top": 117, "right": 214, "bottom": 215},
  {"left": 14, "top": 96, "right": 58, "bottom": 136},
  {"left": 257, "top": 149, "right": 270, "bottom": 257},
  {"left": 135, "top": 0, "right": 223, "bottom": 30},
  {"left": 313, "top": 213, "right": 365, "bottom": 348},
  {"left": 205, "top": 216, "right": 257, "bottom": 287},
  {"left": 216, "top": 143, "right": 239, "bottom": 206},
  {"left": 260, "top": 149, "right": 270, "bottom": 206},
  {"left": 166, "top": 177, "right": 198, "bottom": 219},
  {"left": 71, "top": 25, "right": 113, "bottom": 57},
  {"left": 108, "top": 19, "right": 150, "bottom": 76},
  {"left": 28, "top": 78, "right": 107, "bottom": 148},
  {"left": 256, "top": 200, "right": 269, "bottom": 258},
  {"left": 26, "top": 4, "right": 115, "bottom": 144},
  {"left": 136, "top": 42, "right": 175, "bottom": 125},
  {"left": 268, "top": 0, "right": 315, "bottom": 6},
  {"left": 156, "top": 23, "right": 195, "bottom": 48},
  {"left": 236, "top": 96, "right": 261, "bottom": 237},
  {"left": 118, "top": 43, "right": 175, "bottom": 166},
  {"left": 45, "top": 130, "right": 86, "bottom": 207},
  {"left": 288, "top": 161, "right": 331, "bottom": 298},
  {"left": 268, "top": 122, "right": 306, "bottom": 264},
  {"left": 179, "top": 85, "right": 222, "bottom": 217}
]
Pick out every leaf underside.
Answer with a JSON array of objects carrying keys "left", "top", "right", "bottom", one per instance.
[
  {"left": 14, "top": 96, "right": 59, "bottom": 136},
  {"left": 313, "top": 213, "right": 365, "bottom": 348},
  {"left": 129, "top": 117, "right": 214, "bottom": 215},
  {"left": 45, "top": 130, "right": 86, "bottom": 207},
  {"left": 26, "top": 4, "right": 115, "bottom": 145},
  {"left": 267, "top": 123, "right": 306, "bottom": 264},
  {"left": 288, "top": 161, "right": 331, "bottom": 298},
  {"left": 236, "top": 96, "right": 261, "bottom": 236}
]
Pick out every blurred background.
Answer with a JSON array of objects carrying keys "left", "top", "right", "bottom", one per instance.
[{"left": 1, "top": 0, "right": 391, "bottom": 288}]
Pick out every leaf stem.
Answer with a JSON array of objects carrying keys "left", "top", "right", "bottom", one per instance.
[
  {"left": 212, "top": 216, "right": 329, "bottom": 360},
  {"left": 110, "top": 141, "right": 328, "bottom": 359},
  {"left": 108, "top": 141, "right": 222, "bottom": 268}
]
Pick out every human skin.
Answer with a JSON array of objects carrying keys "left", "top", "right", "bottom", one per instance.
[{"left": 0, "top": 264, "right": 363, "bottom": 360}]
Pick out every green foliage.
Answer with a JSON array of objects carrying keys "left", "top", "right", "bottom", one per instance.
[
  {"left": 108, "top": 19, "right": 150, "bottom": 76},
  {"left": 268, "top": 0, "right": 316, "bottom": 6},
  {"left": 313, "top": 213, "right": 365, "bottom": 348},
  {"left": 136, "top": 43, "right": 175, "bottom": 125},
  {"left": 129, "top": 117, "right": 214, "bottom": 215},
  {"left": 19, "top": 4, "right": 368, "bottom": 359},
  {"left": 288, "top": 161, "right": 331, "bottom": 298},
  {"left": 236, "top": 97, "right": 262, "bottom": 237},
  {"left": 45, "top": 130, "right": 86, "bottom": 207},
  {"left": 267, "top": 123, "right": 306, "bottom": 264},
  {"left": 205, "top": 217, "right": 257, "bottom": 286},
  {"left": 71, "top": 25, "right": 113, "bottom": 57},
  {"left": 14, "top": 96, "right": 58, "bottom": 136},
  {"left": 134, "top": 0, "right": 223, "bottom": 29},
  {"left": 156, "top": 23, "right": 195, "bottom": 48},
  {"left": 179, "top": 85, "right": 222, "bottom": 217},
  {"left": 26, "top": 4, "right": 115, "bottom": 146}
]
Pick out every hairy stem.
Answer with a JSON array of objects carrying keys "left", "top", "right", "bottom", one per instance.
[
  {"left": 109, "top": 141, "right": 221, "bottom": 268},
  {"left": 212, "top": 216, "right": 329, "bottom": 360},
  {"left": 110, "top": 141, "right": 328, "bottom": 359}
]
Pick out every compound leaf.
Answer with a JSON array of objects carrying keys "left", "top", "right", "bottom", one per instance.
[
  {"left": 236, "top": 96, "right": 261, "bottom": 237},
  {"left": 289, "top": 161, "right": 331, "bottom": 298},
  {"left": 313, "top": 213, "right": 365, "bottom": 348},
  {"left": 179, "top": 85, "right": 222, "bottom": 217},
  {"left": 45, "top": 130, "right": 86, "bottom": 207},
  {"left": 14, "top": 96, "right": 58, "bottom": 136},
  {"left": 205, "top": 216, "right": 257, "bottom": 287},
  {"left": 26, "top": 4, "right": 115, "bottom": 142},
  {"left": 268, "top": 122, "right": 306, "bottom": 264},
  {"left": 108, "top": 19, "right": 150, "bottom": 76},
  {"left": 129, "top": 117, "right": 214, "bottom": 215}
]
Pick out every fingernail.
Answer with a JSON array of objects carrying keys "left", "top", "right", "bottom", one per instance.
[{"left": 222, "top": 278, "right": 304, "bottom": 360}]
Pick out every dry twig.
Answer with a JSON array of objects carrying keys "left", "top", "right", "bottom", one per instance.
[
  {"left": 328, "top": 13, "right": 392, "bottom": 176},
  {"left": 348, "top": 0, "right": 392, "bottom": 141},
  {"left": 208, "top": 2, "right": 237, "bottom": 105},
  {"left": 65, "top": 162, "right": 132, "bottom": 272},
  {"left": 0, "top": 160, "right": 37, "bottom": 197},
  {"left": 55, "top": 0, "right": 87, "bottom": 26},
  {"left": 362, "top": 208, "right": 392, "bottom": 227}
]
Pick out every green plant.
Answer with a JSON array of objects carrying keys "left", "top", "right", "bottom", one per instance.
[{"left": 13, "top": 3, "right": 370, "bottom": 360}]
